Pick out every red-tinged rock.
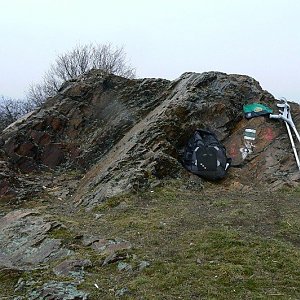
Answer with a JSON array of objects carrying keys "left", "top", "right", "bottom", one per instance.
[
  {"left": 91, "top": 239, "right": 108, "bottom": 252},
  {"left": 0, "top": 181, "right": 9, "bottom": 195},
  {"left": 91, "top": 238, "right": 132, "bottom": 255},
  {"left": 69, "top": 117, "right": 83, "bottom": 128},
  {"left": 30, "top": 130, "right": 51, "bottom": 145},
  {"left": 51, "top": 117, "right": 64, "bottom": 131},
  {"left": 17, "top": 156, "right": 38, "bottom": 172},
  {"left": 66, "top": 128, "right": 79, "bottom": 139},
  {"left": 15, "top": 142, "right": 36, "bottom": 157},
  {"left": 41, "top": 144, "right": 65, "bottom": 168},
  {"left": 33, "top": 121, "right": 46, "bottom": 131},
  {"left": 105, "top": 241, "right": 132, "bottom": 254},
  {"left": 53, "top": 259, "right": 92, "bottom": 277},
  {"left": 3, "top": 138, "right": 17, "bottom": 157},
  {"left": 64, "top": 143, "right": 81, "bottom": 160},
  {"left": 0, "top": 71, "right": 299, "bottom": 207}
]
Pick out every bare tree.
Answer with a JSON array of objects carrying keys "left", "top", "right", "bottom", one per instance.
[
  {"left": 27, "top": 43, "right": 135, "bottom": 106},
  {"left": 0, "top": 96, "right": 34, "bottom": 132},
  {"left": 27, "top": 83, "right": 49, "bottom": 107}
]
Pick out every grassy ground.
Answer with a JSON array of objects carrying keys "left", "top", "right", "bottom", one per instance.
[
  {"left": 73, "top": 182, "right": 300, "bottom": 299},
  {"left": 1, "top": 180, "right": 300, "bottom": 299}
]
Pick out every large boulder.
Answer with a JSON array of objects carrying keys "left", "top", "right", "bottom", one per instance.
[
  {"left": 1, "top": 70, "right": 299, "bottom": 206},
  {"left": 1, "top": 71, "right": 169, "bottom": 172}
]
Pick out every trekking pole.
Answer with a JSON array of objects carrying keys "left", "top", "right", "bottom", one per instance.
[
  {"left": 270, "top": 98, "right": 300, "bottom": 171},
  {"left": 284, "top": 118, "right": 300, "bottom": 170},
  {"left": 276, "top": 99, "right": 300, "bottom": 142}
]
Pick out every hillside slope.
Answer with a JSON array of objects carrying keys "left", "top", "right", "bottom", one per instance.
[
  {"left": 1, "top": 71, "right": 299, "bottom": 206},
  {"left": 0, "top": 71, "right": 299, "bottom": 299}
]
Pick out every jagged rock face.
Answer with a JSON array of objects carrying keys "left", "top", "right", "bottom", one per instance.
[
  {"left": 1, "top": 71, "right": 169, "bottom": 172},
  {"left": 0, "top": 210, "right": 70, "bottom": 270},
  {"left": 1, "top": 70, "right": 300, "bottom": 206}
]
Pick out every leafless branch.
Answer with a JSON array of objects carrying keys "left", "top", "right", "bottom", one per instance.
[{"left": 27, "top": 43, "right": 135, "bottom": 106}]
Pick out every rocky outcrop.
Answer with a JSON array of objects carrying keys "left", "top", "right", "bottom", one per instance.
[
  {"left": 1, "top": 70, "right": 300, "bottom": 207},
  {"left": 0, "top": 70, "right": 300, "bottom": 299},
  {"left": 28, "top": 281, "right": 89, "bottom": 300},
  {"left": 0, "top": 209, "right": 70, "bottom": 270},
  {"left": 1, "top": 71, "right": 169, "bottom": 173}
]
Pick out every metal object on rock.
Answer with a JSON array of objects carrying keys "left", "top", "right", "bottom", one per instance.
[{"left": 269, "top": 98, "right": 300, "bottom": 171}]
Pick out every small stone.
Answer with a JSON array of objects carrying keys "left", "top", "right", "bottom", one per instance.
[
  {"left": 95, "top": 213, "right": 104, "bottom": 219},
  {"left": 158, "top": 221, "right": 166, "bottom": 229},
  {"left": 115, "top": 287, "right": 130, "bottom": 297},
  {"left": 117, "top": 261, "right": 132, "bottom": 272},
  {"left": 139, "top": 260, "right": 150, "bottom": 271},
  {"left": 14, "top": 278, "right": 25, "bottom": 292},
  {"left": 28, "top": 281, "right": 88, "bottom": 299},
  {"left": 82, "top": 235, "right": 102, "bottom": 246},
  {"left": 53, "top": 259, "right": 92, "bottom": 277},
  {"left": 102, "top": 252, "right": 117, "bottom": 266}
]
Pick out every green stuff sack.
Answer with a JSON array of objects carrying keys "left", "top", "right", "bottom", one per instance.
[{"left": 243, "top": 103, "right": 273, "bottom": 119}]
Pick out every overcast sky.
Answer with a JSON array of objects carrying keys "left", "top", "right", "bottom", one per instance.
[{"left": 1, "top": 0, "right": 300, "bottom": 103}]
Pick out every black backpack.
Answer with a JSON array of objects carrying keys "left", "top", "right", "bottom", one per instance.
[{"left": 183, "top": 129, "right": 232, "bottom": 180}]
